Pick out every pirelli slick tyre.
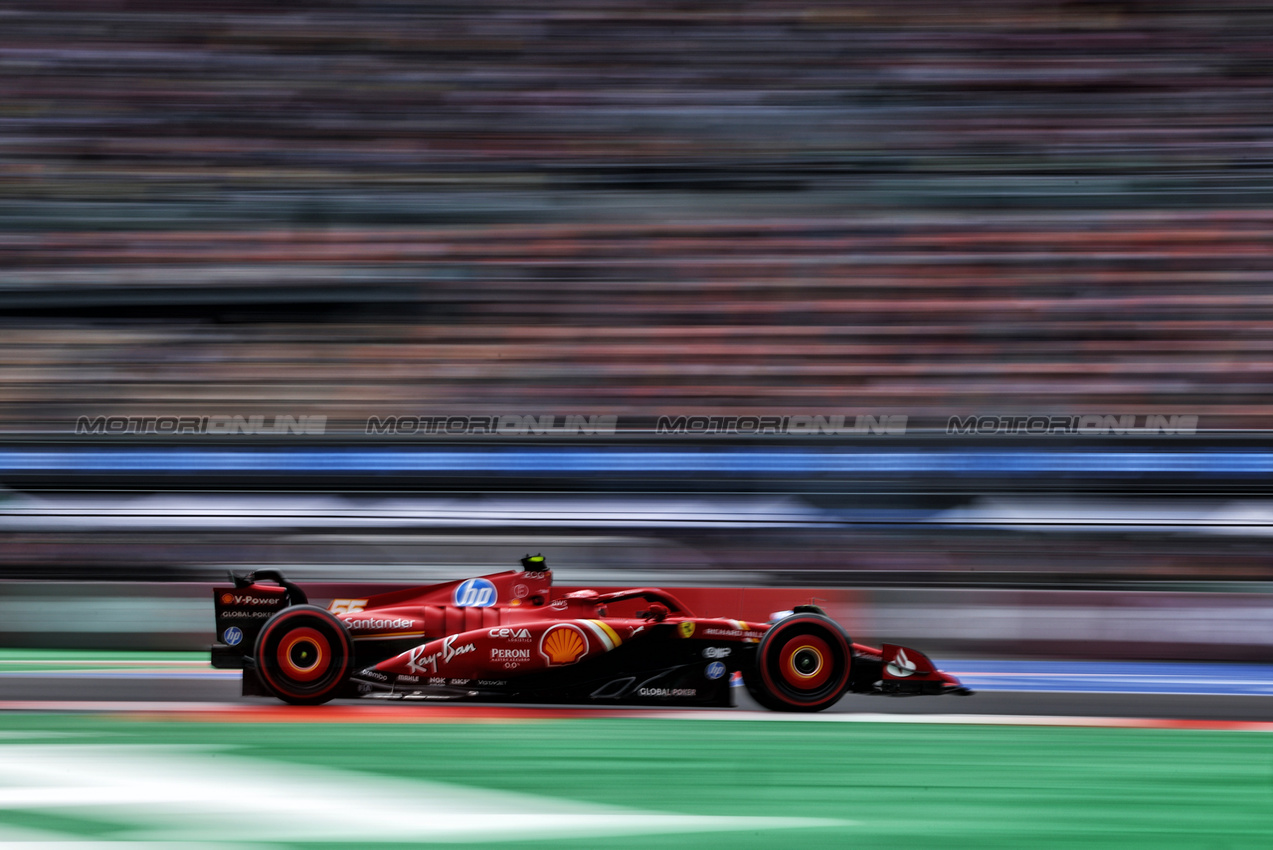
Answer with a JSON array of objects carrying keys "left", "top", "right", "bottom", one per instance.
[
  {"left": 745, "top": 614, "right": 852, "bottom": 712},
  {"left": 253, "top": 605, "right": 353, "bottom": 705}
]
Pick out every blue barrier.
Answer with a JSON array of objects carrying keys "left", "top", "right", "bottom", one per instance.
[{"left": 2, "top": 447, "right": 1273, "bottom": 475}]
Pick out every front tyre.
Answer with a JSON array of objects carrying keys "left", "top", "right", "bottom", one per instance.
[
  {"left": 745, "top": 614, "right": 851, "bottom": 712},
  {"left": 253, "top": 605, "right": 353, "bottom": 705}
]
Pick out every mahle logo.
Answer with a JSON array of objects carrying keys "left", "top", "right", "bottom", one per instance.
[{"left": 453, "top": 578, "right": 497, "bottom": 608}]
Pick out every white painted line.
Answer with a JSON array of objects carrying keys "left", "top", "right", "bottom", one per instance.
[
  {"left": 958, "top": 672, "right": 1258, "bottom": 680},
  {"left": 0, "top": 745, "right": 851, "bottom": 843},
  {"left": 0, "top": 701, "right": 237, "bottom": 712},
  {"left": 0, "top": 843, "right": 272, "bottom": 849}
]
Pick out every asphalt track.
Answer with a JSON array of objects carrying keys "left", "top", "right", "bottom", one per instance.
[{"left": 4, "top": 657, "right": 1272, "bottom": 721}]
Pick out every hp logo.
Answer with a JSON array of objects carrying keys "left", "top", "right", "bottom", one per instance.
[
  {"left": 222, "top": 627, "right": 244, "bottom": 647},
  {"left": 454, "top": 578, "right": 497, "bottom": 608},
  {"left": 705, "top": 661, "right": 726, "bottom": 680}
]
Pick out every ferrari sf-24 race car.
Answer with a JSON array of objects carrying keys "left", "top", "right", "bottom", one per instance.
[{"left": 211, "top": 556, "right": 971, "bottom": 712}]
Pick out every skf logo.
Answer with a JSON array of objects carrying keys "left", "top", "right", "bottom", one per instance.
[
  {"left": 678, "top": 622, "right": 696, "bottom": 638},
  {"left": 454, "top": 578, "right": 497, "bottom": 608},
  {"left": 539, "top": 624, "right": 588, "bottom": 666}
]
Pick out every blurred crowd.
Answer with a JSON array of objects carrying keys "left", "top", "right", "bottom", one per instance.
[
  {"left": 5, "top": 215, "right": 1272, "bottom": 430},
  {"left": 4, "top": 513, "right": 1270, "bottom": 585},
  {"left": 3, "top": 1, "right": 1273, "bottom": 430}
]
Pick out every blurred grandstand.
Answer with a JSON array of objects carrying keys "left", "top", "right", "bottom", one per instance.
[{"left": 3, "top": 0, "right": 1273, "bottom": 431}]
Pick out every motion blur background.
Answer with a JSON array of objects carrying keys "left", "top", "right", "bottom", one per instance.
[{"left": 3, "top": 0, "right": 1273, "bottom": 658}]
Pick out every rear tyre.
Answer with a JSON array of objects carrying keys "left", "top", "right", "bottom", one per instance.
[
  {"left": 253, "top": 605, "right": 352, "bottom": 705},
  {"left": 745, "top": 614, "right": 851, "bottom": 712}
]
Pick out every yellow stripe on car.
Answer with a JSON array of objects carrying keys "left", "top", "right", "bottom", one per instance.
[{"left": 585, "top": 619, "right": 622, "bottom": 651}]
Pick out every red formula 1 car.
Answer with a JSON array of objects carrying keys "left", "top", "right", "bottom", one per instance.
[{"left": 211, "top": 555, "right": 970, "bottom": 711}]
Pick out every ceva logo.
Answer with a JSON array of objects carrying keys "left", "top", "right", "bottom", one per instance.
[{"left": 454, "top": 578, "right": 497, "bottom": 608}]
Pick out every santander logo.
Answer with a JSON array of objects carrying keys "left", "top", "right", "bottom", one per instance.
[{"left": 887, "top": 647, "right": 918, "bottom": 678}]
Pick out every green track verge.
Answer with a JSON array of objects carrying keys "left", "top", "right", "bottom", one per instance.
[{"left": 2, "top": 713, "right": 1271, "bottom": 849}]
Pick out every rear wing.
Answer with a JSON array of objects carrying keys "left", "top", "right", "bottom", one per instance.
[{"left": 210, "top": 571, "right": 306, "bottom": 668}]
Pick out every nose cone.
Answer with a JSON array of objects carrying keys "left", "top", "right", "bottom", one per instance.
[
  {"left": 882, "top": 644, "right": 975, "bottom": 696},
  {"left": 937, "top": 671, "right": 975, "bottom": 696}
]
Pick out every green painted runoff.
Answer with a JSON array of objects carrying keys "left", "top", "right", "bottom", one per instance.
[{"left": 0, "top": 714, "right": 1270, "bottom": 849}]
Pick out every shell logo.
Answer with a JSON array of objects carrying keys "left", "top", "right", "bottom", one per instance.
[
  {"left": 539, "top": 624, "right": 588, "bottom": 666},
  {"left": 220, "top": 593, "right": 234, "bottom": 605}
]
